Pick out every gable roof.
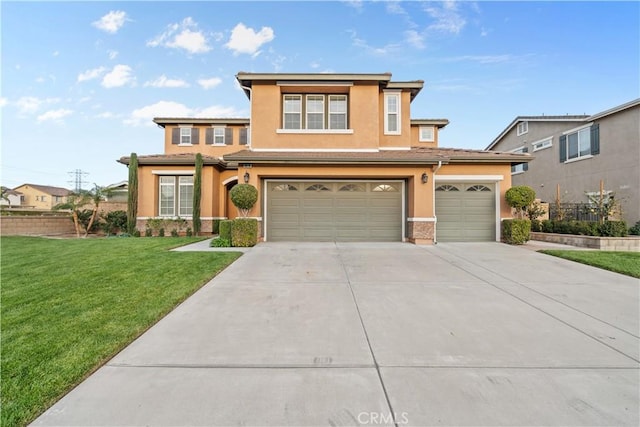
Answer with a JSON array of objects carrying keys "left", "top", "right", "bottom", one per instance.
[
  {"left": 1, "top": 186, "right": 22, "bottom": 196},
  {"left": 118, "top": 153, "right": 226, "bottom": 167},
  {"left": 14, "top": 184, "right": 71, "bottom": 196},
  {"left": 487, "top": 98, "right": 640, "bottom": 150}
]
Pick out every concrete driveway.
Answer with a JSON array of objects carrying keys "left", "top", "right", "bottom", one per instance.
[{"left": 33, "top": 242, "right": 639, "bottom": 426}]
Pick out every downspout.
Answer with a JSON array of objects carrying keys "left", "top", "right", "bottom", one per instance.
[{"left": 432, "top": 160, "right": 442, "bottom": 244}]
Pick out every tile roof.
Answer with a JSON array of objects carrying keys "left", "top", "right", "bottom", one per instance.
[
  {"left": 15, "top": 184, "right": 71, "bottom": 196},
  {"left": 118, "top": 153, "right": 225, "bottom": 166}
]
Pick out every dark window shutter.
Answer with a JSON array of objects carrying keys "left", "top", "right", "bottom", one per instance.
[
  {"left": 191, "top": 128, "right": 200, "bottom": 145},
  {"left": 559, "top": 135, "right": 567, "bottom": 162},
  {"left": 171, "top": 128, "right": 180, "bottom": 145},
  {"left": 522, "top": 147, "right": 529, "bottom": 171},
  {"left": 239, "top": 128, "right": 248, "bottom": 145},
  {"left": 591, "top": 123, "right": 600, "bottom": 155},
  {"left": 205, "top": 128, "right": 213, "bottom": 145},
  {"left": 225, "top": 128, "right": 233, "bottom": 145}
]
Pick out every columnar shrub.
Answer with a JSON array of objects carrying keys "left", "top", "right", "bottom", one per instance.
[
  {"left": 501, "top": 219, "right": 531, "bottom": 245},
  {"left": 192, "top": 153, "right": 203, "bottom": 234},
  {"left": 127, "top": 152, "right": 139, "bottom": 235},
  {"left": 231, "top": 218, "right": 258, "bottom": 247}
]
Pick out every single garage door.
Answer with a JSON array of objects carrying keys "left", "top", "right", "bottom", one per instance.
[
  {"left": 435, "top": 183, "right": 496, "bottom": 242},
  {"left": 267, "top": 181, "right": 402, "bottom": 242}
]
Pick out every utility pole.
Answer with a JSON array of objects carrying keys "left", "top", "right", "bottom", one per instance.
[{"left": 67, "top": 169, "right": 89, "bottom": 193}]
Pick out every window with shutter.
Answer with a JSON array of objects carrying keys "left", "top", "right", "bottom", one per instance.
[
  {"left": 239, "top": 128, "right": 248, "bottom": 145},
  {"left": 561, "top": 125, "right": 596, "bottom": 162},
  {"left": 225, "top": 128, "right": 233, "bottom": 145}
]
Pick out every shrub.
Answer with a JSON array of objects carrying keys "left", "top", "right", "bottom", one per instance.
[
  {"left": 531, "top": 219, "right": 543, "bottom": 232},
  {"left": 598, "top": 220, "right": 628, "bottom": 237},
  {"left": 231, "top": 218, "right": 258, "bottom": 247},
  {"left": 144, "top": 227, "right": 153, "bottom": 237},
  {"left": 219, "top": 220, "right": 232, "bottom": 242},
  {"left": 628, "top": 221, "right": 640, "bottom": 236},
  {"left": 170, "top": 229, "right": 179, "bottom": 237},
  {"left": 213, "top": 219, "right": 220, "bottom": 234},
  {"left": 541, "top": 220, "right": 554, "bottom": 233},
  {"left": 501, "top": 219, "right": 531, "bottom": 245},
  {"left": 210, "top": 237, "right": 231, "bottom": 247},
  {"left": 186, "top": 227, "right": 193, "bottom": 237},
  {"left": 505, "top": 186, "right": 536, "bottom": 218},
  {"left": 230, "top": 184, "right": 258, "bottom": 217},
  {"left": 132, "top": 230, "right": 141, "bottom": 237},
  {"left": 102, "top": 210, "right": 127, "bottom": 235},
  {"left": 158, "top": 228, "right": 165, "bottom": 237}
]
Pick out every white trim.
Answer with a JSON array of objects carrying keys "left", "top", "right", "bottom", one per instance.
[
  {"left": 177, "top": 143, "right": 193, "bottom": 147},
  {"left": 510, "top": 145, "right": 526, "bottom": 153},
  {"left": 532, "top": 136, "right": 553, "bottom": 152},
  {"left": 222, "top": 176, "right": 239, "bottom": 185},
  {"left": 564, "top": 154, "right": 594, "bottom": 164},
  {"left": 511, "top": 171, "right": 525, "bottom": 176},
  {"left": 283, "top": 94, "right": 302, "bottom": 130},
  {"left": 434, "top": 175, "right": 504, "bottom": 182},
  {"left": 419, "top": 125, "right": 435, "bottom": 142},
  {"left": 516, "top": 121, "right": 528, "bottom": 136},
  {"left": 379, "top": 146, "right": 411, "bottom": 151},
  {"left": 407, "top": 217, "right": 437, "bottom": 222},
  {"left": 328, "top": 94, "right": 348, "bottom": 130},
  {"left": 305, "top": 94, "right": 325, "bottom": 130},
  {"left": 495, "top": 182, "right": 501, "bottom": 242},
  {"left": 251, "top": 148, "right": 379, "bottom": 153},
  {"left": 384, "top": 91, "right": 401, "bottom": 135},
  {"left": 152, "top": 170, "right": 195, "bottom": 175},
  {"left": 276, "top": 129, "right": 354, "bottom": 134},
  {"left": 562, "top": 122, "right": 594, "bottom": 135},
  {"left": 210, "top": 124, "right": 227, "bottom": 128},
  {"left": 178, "top": 124, "right": 193, "bottom": 128}
]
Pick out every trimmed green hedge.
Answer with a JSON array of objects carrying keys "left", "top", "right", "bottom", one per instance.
[
  {"left": 219, "top": 220, "right": 232, "bottom": 242},
  {"left": 535, "top": 220, "right": 628, "bottom": 237},
  {"left": 231, "top": 218, "right": 258, "bottom": 247},
  {"left": 210, "top": 237, "right": 231, "bottom": 247},
  {"left": 502, "top": 219, "right": 531, "bottom": 245}
]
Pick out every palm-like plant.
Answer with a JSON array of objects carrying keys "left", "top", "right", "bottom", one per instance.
[
  {"left": 54, "top": 192, "right": 92, "bottom": 238},
  {"left": 1, "top": 187, "right": 11, "bottom": 207}
]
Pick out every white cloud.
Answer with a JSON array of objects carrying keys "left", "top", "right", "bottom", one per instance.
[
  {"left": 144, "top": 75, "right": 190, "bottom": 88},
  {"left": 77, "top": 66, "right": 107, "bottom": 82},
  {"left": 52, "top": 51, "right": 60, "bottom": 57},
  {"left": 15, "top": 96, "right": 59, "bottom": 114},
  {"left": 225, "top": 23, "right": 274, "bottom": 57},
  {"left": 349, "top": 30, "right": 400, "bottom": 56},
  {"left": 439, "top": 54, "right": 518, "bottom": 64},
  {"left": 108, "top": 50, "right": 119, "bottom": 60},
  {"left": 37, "top": 109, "right": 73, "bottom": 123},
  {"left": 0, "top": 97, "right": 8, "bottom": 108},
  {"left": 424, "top": 0, "right": 467, "bottom": 34},
  {"left": 197, "top": 77, "right": 222, "bottom": 90},
  {"left": 405, "top": 30, "right": 426, "bottom": 49},
  {"left": 147, "top": 17, "right": 212, "bottom": 54},
  {"left": 36, "top": 77, "right": 46, "bottom": 83},
  {"left": 93, "top": 10, "right": 128, "bottom": 34},
  {"left": 344, "top": 0, "right": 363, "bottom": 11},
  {"left": 101, "top": 64, "right": 135, "bottom": 88},
  {"left": 124, "top": 101, "right": 243, "bottom": 126},
  {"left": 95, "top": 111, "right": 117, "bottom": 119}
]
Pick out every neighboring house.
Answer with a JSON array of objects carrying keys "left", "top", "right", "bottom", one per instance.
[
  {"left": 119, "top": 72, "right": 530, "bottom": 243},
  {"left": 486, "top": 99, "right": 640, "bottom": 225},
  {"left": 105, "top": 181, "right": 128, "bottom": 202},
  {"left": 13, "top": 184, "right": 71, "bottom": 210},
  {"left": 1, "top": 186, "right": 23, "bottom": 207}
]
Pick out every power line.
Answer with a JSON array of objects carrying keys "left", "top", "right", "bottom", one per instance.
[{"left": 67, "top": 169, "right": 89, "bottom": 193}]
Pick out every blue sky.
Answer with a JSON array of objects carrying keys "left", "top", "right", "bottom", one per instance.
[{"left": 1, "top": 1, "right": 638, "bottom": 190}]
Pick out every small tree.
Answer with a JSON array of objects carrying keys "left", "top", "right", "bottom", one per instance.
[
  {"left": 230, "top": 184, "right": 258, "bottom": 217},
  {"left": 127, "top": 152, "right": 139, "bottom": 235},
  {"left": 505, "top": 186, "right": 536, "bottom": 219},
  {"left": 1, "top": 187, "right": 11, "bottom": 207},
  {"left": 83, "top": 184, "right": 111, "bottom": 238},
  {"left": 192, "top": 153, "right": 203, "bottom": 234},
  {"left": 54, "top": 192, "right": 92, "bottom": 238}
]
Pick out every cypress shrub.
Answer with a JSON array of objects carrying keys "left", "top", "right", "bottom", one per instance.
[
  {"left": 231, "top": 218, "right": 258, "bottom": 247},
  {"left": 501, "top": 219, "right": 531, "bottom": 245},
  {"left": 126, "top": 152, "right": 138, "bottom": 235},
  {"left": 192, "top": 153, "right": 203, "bottom": 234}
]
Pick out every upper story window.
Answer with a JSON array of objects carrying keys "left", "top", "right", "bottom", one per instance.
[
  {"left": 560, "top": 124, "right": 599, "bottom": 163},
  {"left": 419, "top": 126, "right": 435, "bottom": 142},
  {"left": 283, "top": 95, "right": 302, "bottom": 129},
  {"left": 511, "top": 146, "right": 529, "bottom": 174},
  {"left": 239, "top": 126, "right": 250, "bottom": 146},
  {"left": 384, "top": 92, "right": 401, "bottom": 135},
  {"left": 180, "top": 127, "right": 192, "bottom": 144},
  {"left": 282, "top": 94, "right": 348, "bottom": 131},
  {"left": 517, "top": 121, "right": 528, "bottom": 136},
  {"left": 213, "top": 127, "right": 225, "bottom": 145},
  {"left": 532, "top": 137, "right": 553, "bottom": 152}
]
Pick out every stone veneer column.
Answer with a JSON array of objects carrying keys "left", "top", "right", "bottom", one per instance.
[{"left": 407, "top": 221, "right": 434, "bottom": 245}]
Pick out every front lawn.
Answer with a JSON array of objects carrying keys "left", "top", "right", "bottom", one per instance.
[
  {"left": 1, "top": 236, "right": 242, "bottom": 427},
  {"left": 539, "top": 250, "right": 640, "bottom": 278}
]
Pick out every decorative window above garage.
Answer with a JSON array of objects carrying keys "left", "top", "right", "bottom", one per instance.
[
  {"left": 281, "top": 94, "right": 349, "bottom": 132},
  {"left": 306, "top": 184, "right": 331, "bottom": 192},
  {"left": 467, "top": 185, "right": 492, "bottom": 192},
  {"left": 372, "top": 184, "right": 399, "bottom": 192},
  {"left": 339, "top": 184, "right": 365, "bottom": 192},
  {"left": 435, "top": 185, "right": 460, "bottom": 192},
  {"left": 273, "top": 184, "right": 298, "bottom": 191}
]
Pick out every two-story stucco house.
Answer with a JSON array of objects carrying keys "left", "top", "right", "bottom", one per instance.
[
  {"left": 12, "top": 184, "right": 71, "bottom": 210},
  {"left": 119, "top": 72, "right": 530, "bottom": 243},
  {"left": 487, "top": 99, "right": 640, "bottom": 225}
]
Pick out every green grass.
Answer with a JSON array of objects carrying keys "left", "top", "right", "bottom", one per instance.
[
  {"left": 539, "top": 250, "right": 640, "bottom": 278},
  {"left": 1, "top": 236, "right": 242, "bottom": 427}
]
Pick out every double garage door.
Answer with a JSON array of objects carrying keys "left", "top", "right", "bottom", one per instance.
[
  {"left": 435, "top": 182, "right": 496, "bottom": 242},
  {"left": 266, "top": 181, "right": 402, "bottom": 242}
]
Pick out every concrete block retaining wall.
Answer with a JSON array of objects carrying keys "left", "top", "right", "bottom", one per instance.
[
  {"left": 1, "top": 215, "right": 76, "bottom": 236},
  {"left": 531, "top": 232, "right": 640, "bottom": 252}
]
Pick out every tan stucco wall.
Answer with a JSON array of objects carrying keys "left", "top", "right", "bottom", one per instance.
[
  {"left": 163, "top": 125, "right": 249, "bottom": 156},
  {"left": 379, "top": 90, "right": 412, "bottom": 149},
  {"left": 410, "top": 125, "right": 439, "bottom": 148},
  {"left": 13, "top": 185, "right": 66, "bottom": 210}
]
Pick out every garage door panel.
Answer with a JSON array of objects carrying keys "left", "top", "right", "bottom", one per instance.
[
  {"left": 268, "top": 181, "right": 402, "bottom": 242},
  {"left": 436, "top": 182, "right": 496, "bottom": 242}
]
